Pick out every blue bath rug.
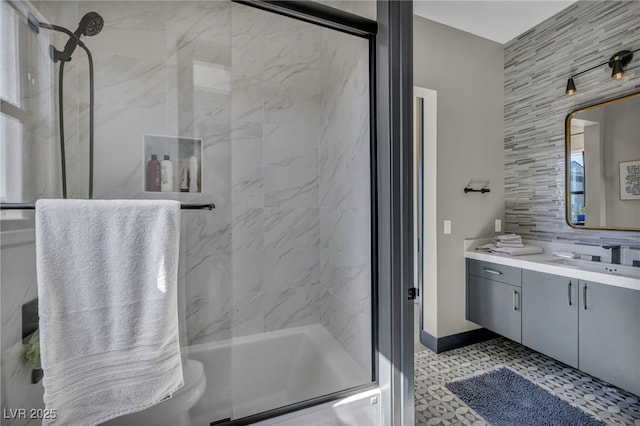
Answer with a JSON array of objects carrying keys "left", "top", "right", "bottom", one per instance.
[{"left": 445, "top": 367, "right": 604, "bottom": 426}]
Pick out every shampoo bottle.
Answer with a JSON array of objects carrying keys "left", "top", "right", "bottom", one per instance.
[
  {"left": 189, "top": 156, "right": 198, "bottom": 192},
  {"left": 160, "top": 155, "right": 173, "bottom": 192},
  {"left": 147, "top": 154, "right": 161, "bottom": 191},
  {"left": 180, "top": 167, "right": 189, "bottom": 192}
]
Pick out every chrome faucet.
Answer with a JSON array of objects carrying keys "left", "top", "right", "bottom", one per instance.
[{"left": 603, "top": 245, "right": 621, "bottom": 264}]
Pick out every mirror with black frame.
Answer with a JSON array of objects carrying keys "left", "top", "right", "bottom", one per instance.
[{"left": 565, "top": 91, "right": 640, "bottom": 231}]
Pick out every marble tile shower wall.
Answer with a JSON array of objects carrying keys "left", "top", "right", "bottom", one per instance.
[
  {"left": 70, "top": 1, "right": 371, "bottom": 355},
  {"left": 68, "top": 0, "right": 232, "bottom": 347},
  {"left": 318, "top": 30, "right": 371, "bottom": 372},
  {"left": 504, "top": 0, "right": 640, "bottom": 246},
  {"left": 226, "top": 4, "right": 324, "bottom": 340},
  {"left": 69, "top": 1, "right": 327, "bottom": 345}
]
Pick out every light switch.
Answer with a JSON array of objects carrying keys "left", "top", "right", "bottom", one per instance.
[
  {"left": 444, "top": 220, "right": 452, "bottom": 234},
  {"left": 495, "top": 219, "right": 502, "bottom": 233}
]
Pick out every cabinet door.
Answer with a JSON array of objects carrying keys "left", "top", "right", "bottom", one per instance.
[
  {"left": 522, "top": 270, "right": 578, "bottom": 368},
  {"left": 468, "top": 275, "right": 521, "bottom": 343},
  {"left": 579, "top": 281, "right": 640, "bottom": 396}
]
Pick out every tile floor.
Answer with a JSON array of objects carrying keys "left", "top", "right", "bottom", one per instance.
[{"left": 414, "top": 338, "right": 640, "bottom": 426}]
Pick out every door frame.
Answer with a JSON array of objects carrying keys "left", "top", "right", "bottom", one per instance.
[
  {"left": 413, "top": 86, "right": 437, "bottom": 350},
  {"left": 376, "top": 2, "right": 415, "bottom": 425}
]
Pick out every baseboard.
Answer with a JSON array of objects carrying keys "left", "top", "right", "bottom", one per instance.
[{"left": 420, "top": 328, "right": 498, "bottom": 354}]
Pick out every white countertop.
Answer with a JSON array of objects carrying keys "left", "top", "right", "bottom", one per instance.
[{"left": 465, "top": 239, "right": 640, "bottom": 291}]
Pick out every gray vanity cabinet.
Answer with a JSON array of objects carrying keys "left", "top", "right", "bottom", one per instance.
[
  {"left": 467, "top": 257, "right": 640, "bottom": 396},
  {"left": 578, "top": 281, "right": 640, "bottom": 396},
  {"left": 522, "top": 270, "right": 578, "bottom": 368},
  {"left": 466, "top": 259, "right": 522, "bottom": 343}
]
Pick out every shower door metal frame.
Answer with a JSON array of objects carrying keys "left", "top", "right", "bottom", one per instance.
[{"left": 222, "top": 2, "right": 414, "bottom": 425}]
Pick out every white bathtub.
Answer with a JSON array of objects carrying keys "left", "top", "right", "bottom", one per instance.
[{"left": 187, "top": 324, "right": 369, "bottom": 425}]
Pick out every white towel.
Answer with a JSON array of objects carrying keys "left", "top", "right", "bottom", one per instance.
[
  {"left": 494, "top": 234, "right": 522, "bottom": 242},
  {"left": 490, "top": 245, "right": 544, "bottom": 256},
  {"left": 35, "top": 199, "right": 184, "bottom": 426},
  {"left": 496, "top": 241, "right": 525, "bottom": 248},
  {"left": 475, "top": 243, "right": 496, "bottom": 252}
]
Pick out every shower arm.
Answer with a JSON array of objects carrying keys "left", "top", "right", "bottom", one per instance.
[{"left": 38, "top": 22, "right": 87, "bottom": 62}]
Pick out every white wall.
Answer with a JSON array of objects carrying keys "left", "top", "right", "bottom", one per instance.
[
  {"left": 583, "top": 123, "right": 606, "bottom": 227},
  {"left": 413, "top": 16, "right": 505, "bottom": 338},
  {"left": 414, "top": 87, "right": 437, "bottom": 337}
]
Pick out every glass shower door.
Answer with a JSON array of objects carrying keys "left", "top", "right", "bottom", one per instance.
[
  {"left": 1, "top": 0, "right": 374, "bottom": 424},
  {"left": 181, "top": 3, "right": 375, "bottom": 422}
]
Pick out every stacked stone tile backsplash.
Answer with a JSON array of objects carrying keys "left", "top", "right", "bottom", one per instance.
[{"left": 504, "top": 0, "right": 640, "bottom": 246}]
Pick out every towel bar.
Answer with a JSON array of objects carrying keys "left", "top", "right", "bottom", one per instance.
[
  {"left": 0, "top": 202, "right": 215, "bottom": 210},
  {"left": 464, "top": 187, "right": 490, "bottom": 194}
]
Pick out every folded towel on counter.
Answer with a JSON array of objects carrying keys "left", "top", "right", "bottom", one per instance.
[
  {"left": 475, "top": 243, "right": 496, "bottom": 252},
  {"left": 490, "top": 245, "right": 544, "bottom": 256},
  {"left": 494, "top": 233, "right": 522, "bottom": 242},
  {"left": 35, "top": 199, "right": 184, "bottom": 426},
  {"left": 496, "top": 241, "right": 525, "bottom": 248}
]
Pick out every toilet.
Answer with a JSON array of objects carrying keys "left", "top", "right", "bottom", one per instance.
[{"left": 102, "top": 359, "right": 206, "bottom": 426}]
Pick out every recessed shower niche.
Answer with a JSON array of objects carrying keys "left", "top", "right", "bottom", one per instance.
[{"left": 144, "top": 135, "right": 202, "bottom": 193}]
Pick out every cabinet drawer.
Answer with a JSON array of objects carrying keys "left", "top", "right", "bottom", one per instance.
[{"left": 468, "top": 259, "right": 521, "bottom": 287}]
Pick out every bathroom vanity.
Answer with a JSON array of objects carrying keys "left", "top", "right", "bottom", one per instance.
[{"left": 465, "top": 244, "right": 640, "bottom": 397}]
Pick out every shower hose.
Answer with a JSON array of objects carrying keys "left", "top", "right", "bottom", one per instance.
[{"left": 56, "top": 45, "right": 94, "bottom": 199}]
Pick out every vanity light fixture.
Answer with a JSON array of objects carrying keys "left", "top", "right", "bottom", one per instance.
[
  {"left": 565, "top": 48, "right": 639, "bottom": 95},
  {"left": 609, "top": 51, "right": 630, "bottom": 79},
  {"left": 566, "top": 77, "right": 576, "bottom": 95}
]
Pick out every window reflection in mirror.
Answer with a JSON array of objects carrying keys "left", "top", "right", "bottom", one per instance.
[{"left": 570, "top": 147, "right": 585, "bottom": 226}]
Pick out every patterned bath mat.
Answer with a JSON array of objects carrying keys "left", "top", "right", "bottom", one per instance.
[{"left": 445, "top": 367, "right": 605, "bottom": 426}]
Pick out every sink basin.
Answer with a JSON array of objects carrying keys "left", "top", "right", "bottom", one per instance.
[{"left": 545, "top": 257, "right": 640, "bottom": 279}]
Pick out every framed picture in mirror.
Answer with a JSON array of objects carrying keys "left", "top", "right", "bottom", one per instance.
[{"left": 619, "top": 159, "right": 640, "bottom": 201}]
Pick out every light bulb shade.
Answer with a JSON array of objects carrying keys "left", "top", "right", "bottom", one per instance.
[
  {"left": 608, "top": 50, "right": 633, "bottom": 80},
  {"left": 566, "top": 77, "right": 576, "bottom": 95},
  {"left": 611, "top": 59, "right": 625, "bottom": 79}
]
